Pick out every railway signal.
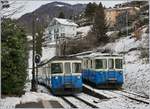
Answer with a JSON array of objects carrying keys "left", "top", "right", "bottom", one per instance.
[{"left": 35, "top": 54, "right": 41, "bottom": 64}]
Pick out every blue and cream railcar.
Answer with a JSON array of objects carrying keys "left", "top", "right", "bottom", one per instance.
[
  {"left": 82, "top": 53, "right": 124, "bottom": 88},
  {"left": 50, "top": 56, "right": 82, "bottom": 95},
  {"left": 37, "top": 60, "right": 50, "bottom": 86}
]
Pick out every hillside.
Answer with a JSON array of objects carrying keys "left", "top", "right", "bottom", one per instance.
[{"left": 17, "top": 1, "right": 86, "bottom": 34}]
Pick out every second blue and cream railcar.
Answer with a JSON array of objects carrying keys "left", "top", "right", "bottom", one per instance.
[{"left": 81, "top": 53, "right": 124, "bottom": 89}]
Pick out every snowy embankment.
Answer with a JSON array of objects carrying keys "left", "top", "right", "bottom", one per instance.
[
  {"left": 102, "top": 26, "right": 150, "bottom": 96},
  {"left": 0, "top": 91, "right": 69, "bottom": 108},
  {"left": 1, "top": 83, "right": 69, "bottom": 108},
  {"left": 77, "top": 25, "right": 92, "bottom": 36}
]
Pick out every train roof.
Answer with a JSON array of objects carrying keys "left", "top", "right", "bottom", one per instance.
[
  {"left": 84, "top": 53, "right": 123, "bottom": 58},
  {"left": 50, "top": 56, "right": 81, "bottom": 61},
  {"left": 38, "top": 56, "right": 81, "bottom": 66}
]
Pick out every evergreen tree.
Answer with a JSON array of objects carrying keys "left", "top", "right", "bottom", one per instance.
[
  {"left": 1, "top": 19, "right": 28, "bottom": 95},
  {"left": 35, "top": 23, "right": 43, "bottom": 56},
  {"left": 84, "top": 2, "right": 98, "bottom": 20},
  {"left": 58, "top": 11, "right": 65, "bottom": 18},
  {"left": 91, "top": 2, "right": 109, "bottom": 45}
]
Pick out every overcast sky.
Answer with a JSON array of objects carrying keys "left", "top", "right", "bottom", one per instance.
[{"left": 9, "top": 0, "right": 126, "bottom": 19}]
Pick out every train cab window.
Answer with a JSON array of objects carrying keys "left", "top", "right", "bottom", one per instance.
[
  {"left": 64, "top": 62, "right": 71, "bottom": 74},
  {"left": 51, "top": 63, "right": 63, "bottom": 74},
  {"left": 72, "top": 63, "right": 81, "bottom": 73},
  {"left": 108, "top": 59, "right": 114, "bottom": 69},
  {"left": 88, "top": 60, "right": 91, "bottom": 69},
  {"left": 115, "top": 59, "right": 123, "bottom": 69},
  {"left": 95, "top": 59, "right": 107, "bottom": 69}
]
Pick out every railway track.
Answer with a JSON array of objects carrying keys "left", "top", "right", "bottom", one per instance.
[
  {"left": 121, "top": 90, "right": 149, "bottom": 99},
  {"left": 72, "top": 95, "right": 98, "bottom": 108},
  {"left": 38, "top": 84, "right": 99, "bottom": 108},
  {"left": 83, "top": 84, "right": 149, "bottom": 105},
  {"left": 83, "top": 84, "right": 109, "bottom": 99},
  {"left": 60, "top": 97, "right": 77, "bottom": 108},
  {"left": 60, "top": 95, "right": 98, "bottom": 108},
  {"left": 110, "top": 90, "right": 150, "bottom": 104}
]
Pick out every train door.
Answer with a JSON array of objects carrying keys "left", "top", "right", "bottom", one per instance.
[
  {"left": 108, "top": 58, "right": 116, "bottom": 83},
  {"left": 64, "top": 62, "right": 72, "bottom": 88}
]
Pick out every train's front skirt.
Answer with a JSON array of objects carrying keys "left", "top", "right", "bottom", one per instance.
[
  {"left": 82, "top": 70, "right": 123, "bottom": 88},
  {"left": 51, "top": 75, "right": 82, "bottom": 95}
]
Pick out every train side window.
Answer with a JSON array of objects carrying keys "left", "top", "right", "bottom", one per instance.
[
  {"left": 88, "top": 60, "right": 91, "bottom": 69},
  {"left": 72, "top": 63, "right": 81, "bottom": 73},
  {"left": 51, "top": 63, "right": 63, "bottom": 74},
  {"left": 64, "top": 62, "right": 71, "bottom": 74},
  {"left": 86, "top": 60, "right": 88, "bottom": 69},
  {"left": 91, "top": 60, "right": 92, "bottom": 68},
  {"left": 95, "top": 59, "right": 107, "bottom": 69},
  {"left": 115, "top": 59, "right": 123, "bottom": 69},
  {"left": 108, "top": 59, "right": 114, "bottom": 69},
  {"left": 84, "top": 60, "right": 86, "bottom": 69}
]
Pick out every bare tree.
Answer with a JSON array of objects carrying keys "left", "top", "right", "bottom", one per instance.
[{"left": 1, "top": 0, "right": 27, "bottom": 18}]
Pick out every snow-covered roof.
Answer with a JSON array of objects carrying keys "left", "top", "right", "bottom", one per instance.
[{"left": 54, "top": 18, "right": 78, "bottom": 26}]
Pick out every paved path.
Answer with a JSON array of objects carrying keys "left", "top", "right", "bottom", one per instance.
[{"left": 15, "top": 100, "right": 63, "bottom": 108}]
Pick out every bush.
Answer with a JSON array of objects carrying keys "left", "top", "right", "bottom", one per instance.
[
  {"left": 1, "top": 19, "right": 28, "bottom": 95},
  {"left": 140, "top": 48, "right": 149, "bottom": 63}
]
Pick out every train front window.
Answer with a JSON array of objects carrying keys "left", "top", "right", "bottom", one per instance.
[
  {"left": 115, "top": 59, "right": 123, "bottom": 69},
  {"left": 64, "top": 62, "right": 71, "bottom": 74},
  {"left": 108, "top": 59, "right": 114, "bottom": 69},
  {"left": 95, "top": 59, "right": 107, "bottom": 69},
  {"left": 72, "top": 63, "right": 81, "bottom": 73},
  {"left": 51, "top": 63, "right": 63, "bottom": 74}
]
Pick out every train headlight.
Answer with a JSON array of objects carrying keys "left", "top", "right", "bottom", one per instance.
[
  {"left": 55, "top": 76, "right": 58, "bottom": 79},
  {"left": 77, "top": 76, "right": 80, "bottom": 79}
]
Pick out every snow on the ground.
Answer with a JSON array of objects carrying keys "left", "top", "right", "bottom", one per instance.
[
  {"left": 65, "top": 96, "right": 91, "bottom": 108},
  {"left": 27, "top": 50, "right": 33, "bottom": 80},
  {"left": 77, "top": 92, "right": 149, "bottom": 109},
  {"left": 106, "top": 31, "right": 119, "bottom": 38},
  {"left": 1, "top": 85, "right": 70, "bottom": 109},
  {"left": 55, "top": 4, "right": 64, "bottom": 7},
  {"left": 77, "top": 25, "right": 92, "bottom": 36},
  {"left": 101, "top": 25, "right": 150, "bottom": 96},
  {"left": 0, "top": 92, "right": 56, "bottom": 108},
  {"left": 103, "top": 25, "right": 148, "bottom": 53},
  {"left": 95, "top": 96, "right": 149, "bottom": 109},
  {"left": 124, "top": 63, "right": 150, "bottom": 97}
]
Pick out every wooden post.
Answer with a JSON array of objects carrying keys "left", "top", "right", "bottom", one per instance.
[{"left": 31, "top": 12, "right": 37, "bottom": 92}]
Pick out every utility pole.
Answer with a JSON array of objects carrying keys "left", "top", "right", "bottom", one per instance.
[{"left": 31, "top": 12, "right": 37, "bottom": 92}]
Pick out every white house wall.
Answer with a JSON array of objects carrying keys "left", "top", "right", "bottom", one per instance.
[{"left": 48, "top": 22, "right": 77, "bottom": 42}]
